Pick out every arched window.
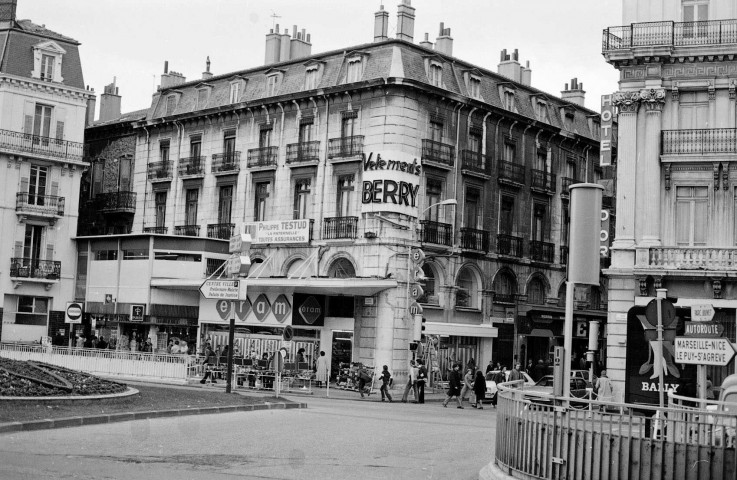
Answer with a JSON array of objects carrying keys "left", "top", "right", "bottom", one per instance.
[
  {"left": 493, "top": 271, "right": 517, "bottom": 304},
  {"left": 456, "top": 266, "right": 480, "bottom": 309},
  {"left": 527, "top": 277, "right": 546, "bottom": 305},
  {"left": 419, "top": 264, "right": 438, "bottom": 305},
  {"left": 286, "top": 258, "right": 307, "bottom": 278},
  {"left": 328, "top": 258, "right": 355, "bottom": 278},
  {"left": 248, "top": 258, "right": 265, "bottom": 278}
]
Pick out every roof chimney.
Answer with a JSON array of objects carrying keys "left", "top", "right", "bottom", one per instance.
[
  {"left": 159, "top": 62, "right": 186, "bottom": 90},
  {"left": 85, "top": 86, "right": 96, "bottom": 127},
  {"left": 279, "top": 27, "right": 291, "bottom": 63},
  {"left": 0, "top": 0, "right": 17, "bottom": 28},
  {"left": 497, "top": 48, "right": 521, "bottom": 83},
  {"left": 290, "top": 25, "right": 312, "bottom": 60},
  {"left": 419, "top": 32, "right": 433, "bottom": 49},
  {"left": 561, "top": 77, "right": 586, "bottom": 107},
  {"left": 99, "top": 77, "right": 121, "bottom": 122},
  {"left": 374, "top": 5, "right": 389, "bottom": 42},
  {"left": 396, "top": 0, "right": 415, "bottom": 43},
  {"left": 521, "top": 60, "right": 532, "bottom": 86},
  {"left": 202, "top": 56, "right": 213, "bottom": 80},
  {"left": 435, "top": 23, "right": 453, "bottom": 56}
]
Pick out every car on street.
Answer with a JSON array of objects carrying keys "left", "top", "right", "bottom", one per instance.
[
  {"left": 522, "top": 375, "right": 592, "bottom": 407},
  {"left": 483, "top": 370, "right": 535, "bottom": 402},
  {"left": 570, "top": 370, "right": 598, "bottom": 388}
]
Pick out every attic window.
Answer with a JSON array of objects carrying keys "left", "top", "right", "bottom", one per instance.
[
  {"left": 499, "top": 87, "right": 516, "bottom": 112},
  {"left": 31, "top": 40, "right": 66, "bottom": 83},
  {"left": 266, "top": 74, "right": 280, "bottom": 96},
  {"left": 534, "top": 100, "right": 549, "bottom": 123},
  {"left": 305, "top": 66, "right": 319, "bottom": 90},
  {"left": 346, "top": 58, "right": 362, "bottom": 83},
  {"left": 165, "top": 95, "right": 177, "bottom": 116},
  {"left": 429, "top": 63, "right": 443, "bottom": 87},
  {"left": 196, "top": 89, "right": 209, "bottom": 109},
  {"left": 229, "top": 82, "right": 241, "bottom": 104},
  {"left": 468, "top": 76, "right": 481, "bottom": 99}
]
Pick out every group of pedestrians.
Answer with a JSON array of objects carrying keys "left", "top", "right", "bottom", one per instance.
[{"left": 442, "top": 363, "right": 486, "bottom": 409}]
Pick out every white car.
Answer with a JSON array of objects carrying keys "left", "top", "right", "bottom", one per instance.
[{"left": 484, "top": 370, "right": 535, "bottom": 401}]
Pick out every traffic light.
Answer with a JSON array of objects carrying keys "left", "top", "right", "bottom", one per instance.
[{"left": 421, "top": 316, "right": 426, "bottom": 334}]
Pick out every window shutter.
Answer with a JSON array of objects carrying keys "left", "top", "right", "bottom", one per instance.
[
  {"left": 55, "top": 121, "right": 65, "bottom": 140},
  {"left": 20, "top": 177, "right": 29, "bottom": 194},
  {"left": 24, "top": 115, "right": 33, "bottom": 135},
  {"left": 50, "top": 181, "right": 59, "bottom": 197},
  {"left": 46, "top": 244, "right": 54, "bottom": 261},
  {"left": 14, "top": 241, "right": 23, "bottom": 258}
]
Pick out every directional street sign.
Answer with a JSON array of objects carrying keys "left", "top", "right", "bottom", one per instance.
[
  {"left": 684, "top": 321, "right": 724, "bottom": 338},
  {"left": 674, "top": 337, "right": 736, "bottom": 366},
  {"left": 691, "top": 304, "right": 715, "bottom": 322},
  {"left": 199, "top": 279, "right": 240, "bottom": 300}
]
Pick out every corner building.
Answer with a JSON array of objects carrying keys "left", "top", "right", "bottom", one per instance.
[
  {"left": 604, "top": 0, "right": 737, "bottom": 404},
  {"left": 78, "top": 1, "right": 610, "bottom": 382}
]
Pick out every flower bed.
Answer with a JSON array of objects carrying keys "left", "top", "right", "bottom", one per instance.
[{"left": 0, "top": 358, "right": 127, "bottom": 397}]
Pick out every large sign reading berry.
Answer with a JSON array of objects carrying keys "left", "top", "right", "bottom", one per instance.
[{"left": 361, "top": 151, "right": 422, "bottom": 217}]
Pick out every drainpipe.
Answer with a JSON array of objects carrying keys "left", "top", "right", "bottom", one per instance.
[
  {"left": 173, "top": 121, "right": 184, "bottom": 228},
  {"left": 318, "top": 94, "right": 330, "bottom": 248}
]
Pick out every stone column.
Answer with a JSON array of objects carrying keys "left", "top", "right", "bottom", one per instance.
[
  {"left": 611, "top": 91, "right": 641, "bottom": 249},
  {"left": 639, "top": 88, "right": 665, "bottom": 247}
]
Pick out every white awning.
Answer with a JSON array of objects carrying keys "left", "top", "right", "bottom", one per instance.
[
  {"left": 425, "top": 322, "right": 498, "bottom": 338},
  {"left": 152, "top": 277, "right": 397, "bottom": 297}
]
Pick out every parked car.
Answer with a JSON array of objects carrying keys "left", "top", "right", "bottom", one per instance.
[
  {"left": 483, "top": 370, "right": 535, "bottom": 402},
  {"left": 570, "top": 370, "right": 598, "bottom": 388},
  {"left": 523, "top": 375, "right": 592, "bottom": 407}
]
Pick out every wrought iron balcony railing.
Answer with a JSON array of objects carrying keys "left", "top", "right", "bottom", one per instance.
[
  {"left": 461, "top": 150, "right": 490, "bottom": 174},
  {"left": 662, "top": 128, "right": 737, "bottom": 155},
  {"left": 286, "top": 140, "right": 320, "bottom": 164},
  {"left": 421, "top": 139, "right": 455, "bottom": 167},
  {"left": 16, "top": 192, "right": 65, "bottom": 217},
  {"left": 603, "top": 19, "right": 737, "bottom": 52},
  {"left": 419, "top": 220, "right": 453, "bottom": 246},
  {"left": 178, "top": 156, "right": 205, "bottom": 176},
  {"left": 328, "top": 136, "right": 364, "bottom": 158},
  {"left": 211, "top": 152, "right": 241, "bottom": 173},
  {"left": 10, "top": 257, "right": 61, "bottom": 280},
  {"left": 561, "top": 245, "right": 569, "bottom": 265},
  {"left": 147, "top": 161, "right": 173, "bottom": 180},
  {"left": 97, "top": 191, "right": 136, "bottom": 214},
  {"left": 498, "top": 160, "right": 526, "bottom": 184},
  {"left": 323, "top": 216, "right": 358, "bottom": 239},
  {"left": 530, "top": 240, "right": 555, "bottom": 263},
  {"left": 497, "top": 234, "right": 523, "bottom": 257},
  {"left": 247, "top": 146, "right": 278, "bottom": 168},
  {"left": 144, "top": 226, "right": 168, "bottom": 234},
  {"left": 0, "top": 128, "right": 84, "bottom": 162},
  {"left": 561, "top": 177, "right": 581, "bottom": 193},
  {"left": 531, "top": 169, "right": 556, "bottom": 191},
  {"left": 174, "top": 225, "right": 200, "bottom": 237},
  {"left": 207, "top": 223, "right": 235, "bottom": 240},
  {"left": 460, "top": 227, "right": 490, "bottom": 252}
]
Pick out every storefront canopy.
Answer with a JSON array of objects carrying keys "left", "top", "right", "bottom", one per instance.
[
  {"left": 425, "top": 322, "right": 498, "bottom": 338},
  {"left": 151, "top": 277, "right": 398, "bottom": 297}
]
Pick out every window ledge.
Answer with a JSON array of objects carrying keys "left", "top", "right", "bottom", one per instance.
[{"left": 454, "top": 307, "right": 482, "bottom": 313}]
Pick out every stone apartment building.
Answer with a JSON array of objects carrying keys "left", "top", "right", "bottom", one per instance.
[
  {"left": 77, "top": 1, "right": 611, "bottom": 380},
  {"left": 0, "top": 0, "right": 94, "bottom": 343}
]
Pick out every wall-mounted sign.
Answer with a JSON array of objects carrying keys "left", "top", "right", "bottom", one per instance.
[
  {"left": 130, "top": 304, "right": 146, "bottom": 322},
  {"left": 361, "top": 151, "right": 422, "bottom": 217},
  {"left": 245, "top": 220, "right": 311, "bottom": 244},
  {"left": 252, "top": 294, "right": 271, "bottom": 322},
  {"left": 272, "top": 294, "right": 291, "bottom": 323},
  {"left": 293, "top": 293, "right": 325, "bottom": 327},
  {"left": 599, "top": 94, "right": 613, "bottom": 167}
]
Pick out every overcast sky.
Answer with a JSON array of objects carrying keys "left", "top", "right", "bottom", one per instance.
[{"left": 18, "top": 0, "right": 623, "bottom": 117}]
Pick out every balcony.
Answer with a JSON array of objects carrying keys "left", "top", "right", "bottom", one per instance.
[
  {"left": 174, "top": 225, "right": 200, "bottom": 237},
  {"left": 144, "top": 226, "right": 168, "bottom": 234},
  {"left": 10, "top": 258, "right": 61, "bottom": 281},
  {"left": 603, "top": 19, "right": 737, "bottom": 53},
  {"left": 16, "top": 193, "right": 64, "bottom": 221},
  {"left": 419, "top": 220, "right": 453, "bottom": 247},
  {"left": 178, "top": 156, "right": 205, "bottom": 176},
  {"left": 460, "top": 227, "right": 490, "bottom": 252},
  {"left": 662, "top": 128, "right": 737, "bottom": 156},
  {"left": 461, "top": 150, "right": 490, "bottom": 177},
  {"left": 497, "top": 234, "right": 523, "bottom": 257},
  {"left": 531, "top": 169, "right": 556, "bottom": 193},
  {"left": 498, "top": 160, "right": 526, "bottom": 186},
  {"left": 0, "top": 128, "right": 84, "bottom": 163},
  {"left": 421, "top": 139, "right": 455, "bottom": 168},
  {"left": 647, "top": 247, "right": 737, "bottom": 270},
  {"left": 530, "top": 240, "right": 555, "bottom": 263},
  {"left": 247, "top": 146, "right": 278, "bottom": 168},
  {"left": 328, "top": 136, "right": 364, "bottom": 160},
  {"left": 207, "top": 223, "right": 235, "bottom": 240},
  {"left": 97, "top": 191, "right": 136, "bottom": 214},
  {"left": 561, "top": 245, "right": 569, "bottom": 265},
  {"left": 561, "top": 177, "right": 581, "bottom": 195},
  {"left": 211, "top": 152, "right": 240, "bottom": 174},
  {"left": 286, "top": 140, "right": 320, "bottom": 165},
  {"left": 147, "top": 161, "right": 173, "bottom": 181},
  {"left": 323, "top": 216, "right": 357, "bottom": 240}
]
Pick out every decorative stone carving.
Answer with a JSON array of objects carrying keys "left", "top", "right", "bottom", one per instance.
[
  {"left": 730, "top": 81, "right": 736, "bottom": 99},
  {"left": 653, "top": 277, "right": 663, "bottom": 290},
  {"left": 612, "top": 91, "right": 641, "bottom": 113},
  {"left": 713, "top": 278, "right": 723, "bottom": 299},
  {"left": 708, "top": 82, "right": 716, "bottom": 101},
  {"left": 672, "top": 83, "right": 680, "bottom": 101},
  {"left": 640, "top": 88, "right": 666, "bottom": 112},
  {"left": 714, "top": 163, "right": 721, "bottom": 190},
  {"left": 724, "top": 163, "right": 730, "bottom": 191},
  {"left": 664, "top": 163, "right": 671, "bottom": 190},
  {"left": 638, "top": 277, "right": 649, "bottom": 296}
]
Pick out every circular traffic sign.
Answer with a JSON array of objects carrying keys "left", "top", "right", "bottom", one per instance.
[
  {"left": 645, "top": 298, "right": 677, "bottom": 328},
  {"left": 66, "top": 303, "right": 82, "bottom": 320}
]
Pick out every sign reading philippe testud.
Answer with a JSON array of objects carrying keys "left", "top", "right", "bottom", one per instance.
[{"left": 361, "top": 151, "right": 421, "bottom": 216}]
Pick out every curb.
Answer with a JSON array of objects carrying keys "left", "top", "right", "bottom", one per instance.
[
  {"left": 478, "top": 461, "right": 515, "bottom": 480},
  {"left": 0, "top": 401, "right": 307, "bottom": 435}
]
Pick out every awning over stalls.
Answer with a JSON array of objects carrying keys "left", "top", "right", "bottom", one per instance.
[
  {"left": 425, "top": 322, "right": 498, "bottom": 338},
  {"left": 151, "top": 277, "right": 397, "bottom": 297}
]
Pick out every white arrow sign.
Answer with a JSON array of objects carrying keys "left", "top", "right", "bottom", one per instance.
[
  {"left": 691, "top": 304, "right": 715, "bottom": 322},
  {"left": 199, "top": 279, "right": 240, "bottom": 300},
  {"left": 674, "top": 337, "right": 735, "bottom": 366}
]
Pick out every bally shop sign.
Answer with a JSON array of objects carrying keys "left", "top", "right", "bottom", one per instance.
[{"left": 361, "top": 151, "right": 422, "bottom": 217}]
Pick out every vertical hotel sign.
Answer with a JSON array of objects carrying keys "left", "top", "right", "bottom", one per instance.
[{"left": 600, "top": 94, "right": 613, "bottom": 167}]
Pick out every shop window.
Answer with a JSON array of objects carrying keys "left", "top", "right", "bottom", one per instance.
[
  {"left": 153, "top": 252, "right": 202, "bottom": 262},
  {"left": 16, "top": 296, "right": 49, "bottom": 325},
  {"left": 123, "top": 249, "right": 149, "bottom": 260},
  {"left": 94, "top": 250, "right": 118, "bottom": 261},
  {"left": 328, "top": 258, "right": 356, "bottom": 278}
]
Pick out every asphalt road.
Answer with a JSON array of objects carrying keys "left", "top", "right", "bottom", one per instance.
[{"left": 0, "top": 396, "right": 497, "bottom": 480}]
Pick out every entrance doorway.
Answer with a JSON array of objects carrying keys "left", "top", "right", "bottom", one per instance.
[{"left": 331, "top": 330, "right": 352, "bottom": 381}]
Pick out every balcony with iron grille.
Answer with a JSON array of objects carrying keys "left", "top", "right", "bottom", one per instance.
[
  {"left": 530, "top": 240, "right": 555, "bottom": 263},
  {"left": 328, "top": 136, "right": 364, "bottom": 161},
  {"left": 97, "top": 191, "right": 136, "bottom": 215},
  {"left": 211, "top": 152, "right": 240, "bottom": 174},
  {"left": 323, "top": 216, "right": 357, "bottom": 240},
  {"left": 286, "top": 141, "right": 320, "bottom": 165},
  {"left": 207, "top": 223, "right": 235, "bottom": 240},
  {"left": 147, "top": 161, "right": 173, "bottom": 181},
  {"left": 498, "top": 160, "right": 526, "bottom": 186},
  {"left": 0, "top": 128, "right": 85, "bottom": 164},
  {"left": 460, "top": 227, "right": 489, "bottom": 252},
  {"left": 497, "top": 234, "right": 523, "bottom": 257},
  {"left": 16, "top": 192, "right": 65, "bottom": 222},
  {"left": 247, "top": 146, "right": 278, "bottom": 169},
  {"left": 531, "top": 169, "right": 556, "bottom": 193},
  {"left": 662, "top": 129, "right": 737, "bottom": 157},
  {"left": 419, "top": 220, "right": 453, "bottom": 247},
  {"left": 10, "top": 257, "right": 61, "bottom": 282},
  {"left": 421, "top": 139, "right": 455, "bottom": 169},
  {"left": 178, "top": 156, "right": 205, "bottom": 177},
  {"left": 174, "top": 225, "right": 200, "bottom": 237},
  {"left": 461, "top": 150, "right": 491, "bottom": 178},
  {"left": 561, "top": 177, "right": 581, "bottom": 196},
  {"left": 144, "top": 226, "right": 168, "bottom": 234}
]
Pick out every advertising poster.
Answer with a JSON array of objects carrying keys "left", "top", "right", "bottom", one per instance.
[{"left": 361, "top": 151, "right": 422, "bottom": 217}]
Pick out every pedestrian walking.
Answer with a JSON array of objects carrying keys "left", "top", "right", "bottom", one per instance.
[
  {"left": 533, "top": 359, "right": 546, "bottom": 381},
  {"left": 356, "top": 364, "right": 372, "bottom": 398},
  {"left": 473, "top": 370, "right": 486, "bottom": 409},
  {"left": 416, "top": 360, "right": 427, "bottom": 404},
  {"left": 509, "top": 363, "right": 523, "bottom": 383},
  {"left": 379, "top": 365, "right": 393, "bottom": 402},
  {"left": 401, "top": 360, "right": 419, "bottom": 403},
  {"left": 199, "top": 343, "right": 217, "bottom": 384},
  {"left": 491, "top": 368, "right": 506, "bottom": 408},
  {"left": 595, "top": 369, "right": 614, "bottom": 403},
  {"left": 460, "top": 367, "right": 474, "bottom": 407},
  {"left": 443, "top": 363, "right": 464, "bottom": 409},
  {"left": 315, "top": 351, "right": 329, "bottom": 388}
]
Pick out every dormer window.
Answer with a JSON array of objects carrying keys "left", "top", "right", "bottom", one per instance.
[
  {"left": 196, "top": 89, "right": 209, "bottom": 109},
  {"left": 266, "top": 74, "right": 280, "bottom": 96},
  {"left": 31, "top": 40, "right": 66, "bottom": 83},
  {"left": 40, "top": 54, "right": 54, "bottom": 81},
  {"left": 305, "top": 66, "right": 319, "bottom": 90},
  {"left": 534, "top": 100, "right": 549, "bottom": 123},
  {"left": 229, "top": 82, "right": 240, "bottom": 104},
  {"left": 346, "top": 58, "right": 362, "bottom": 83},
  {"left": 429, "top": 63, "right": 443, "bottom": 87},
  {"left": 499, "top": 86, "right": 517, "bottom": 112},
  {"left": 468, "top": 77, "right": 481, "bottom": 99},
  {"left": 165, "top": 95, "right": 177, "bottom": 116}
]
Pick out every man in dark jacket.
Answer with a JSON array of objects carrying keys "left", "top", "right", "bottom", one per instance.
[
  {"left": 442, "top": 363, "right": 464, "bottom": 409},
  {"left": 200, "top": 344, "right": 218, "bottom": 384},
  {"left": 416, "top": 360, "right": 428, "bottom": 403}
]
